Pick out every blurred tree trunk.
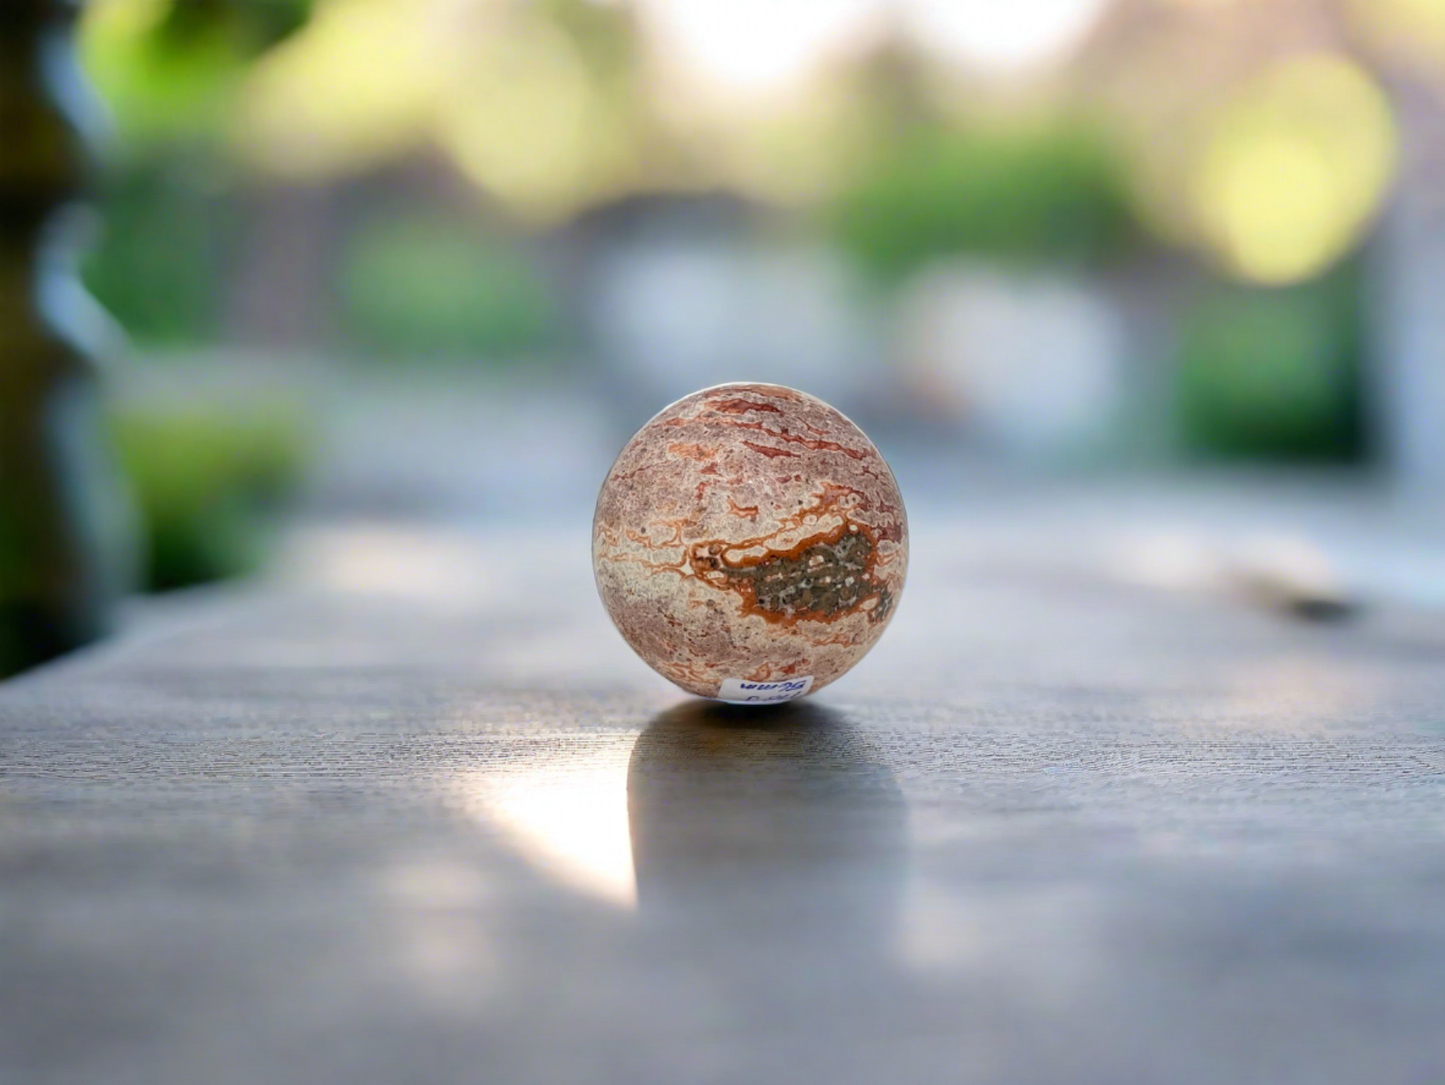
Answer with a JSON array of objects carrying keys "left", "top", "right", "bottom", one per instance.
[{"left": 0, "top": 0, "right": 135, "bottom": 675}]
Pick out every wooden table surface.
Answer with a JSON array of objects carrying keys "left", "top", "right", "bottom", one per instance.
[{"left": 4, "top": 478, "right": 1445, "bottom": 1084}]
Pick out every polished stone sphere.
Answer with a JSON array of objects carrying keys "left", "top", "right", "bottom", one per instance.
[{"left": 593, "top": 383, "right": 907, "bottom": 702}]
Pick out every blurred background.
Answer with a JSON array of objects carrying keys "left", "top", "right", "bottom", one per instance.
[{"left": 4, "top": 0, "right": 1445, "bottom": 675}]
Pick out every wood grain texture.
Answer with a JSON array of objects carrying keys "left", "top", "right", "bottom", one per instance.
[{"left": 5, "top": 489, "right": 1445, "bottom": 1085}]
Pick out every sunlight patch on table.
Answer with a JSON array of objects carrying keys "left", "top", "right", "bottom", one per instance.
[{"left": 460, "top": 735, "right": 639, "bottom": 909}]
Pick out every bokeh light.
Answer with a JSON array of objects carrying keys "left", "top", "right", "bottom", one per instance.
[
  {"left": 1194, "top": 54, "right": 1398, "bottom": 285},
  {"left": 1348, "top": 0, "right": 1445, "bottom": 67},
  {"left": 436, "top": 22, "right": 622, "bottom": 221},
  {"left": 235, "top": 0, "right": 441, "bottom": 178},
  {"left": 633, "top": 0, "right": 880, "bottom": 101},
  {"left": 900, "top": 0, "right": 1113, "bottom": 73}
]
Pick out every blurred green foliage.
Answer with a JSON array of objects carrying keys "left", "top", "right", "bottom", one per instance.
[
  {"left": 82, "top": 0, "right": 312, "bottom": 147},
  {"left": 77, "top": 1, "right": 312, "bottom": 345},
  {"left": 112, "top": 404, "right": 307, "bottom": 591},
  {"left": 833, "top": 123, "right": 1133, "bottom": 281},
  {"left": 1175, "top": 270, "right": 1365, "bottom": 462},
  {"left": 82, "top": 158, "right": 237, "bottom": 343},
  {"left": 338, "top": 214, "right": 562, "bottom": 361}
]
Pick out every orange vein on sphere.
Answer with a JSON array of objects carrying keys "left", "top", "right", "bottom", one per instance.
[
  {"left": 666, "top": 442, "right": 715, "bottom": 460},
  {"left": 717, "top": 418, "right": 869, "bottom": 460},
  {"left": 741, "top": 441, "right": 795, "bottom": 459},
  {"left": 688, "top": 519, "right": 892, "bottom": 628},
  {"left": 710, "top": 398, "right": 783, "bottom": 415},
  {"left": 596, "top": 551, "right": 690, "bottom": 578}
]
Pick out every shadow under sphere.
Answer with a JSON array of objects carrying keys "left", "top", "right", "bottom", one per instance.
[{"left": 627, "top": 700, "right": 908, "bottom": 970}]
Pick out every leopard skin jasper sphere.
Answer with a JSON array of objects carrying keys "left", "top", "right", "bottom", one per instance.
[{"left": 593, "top": 383, "right": 908, "bottom": 701}]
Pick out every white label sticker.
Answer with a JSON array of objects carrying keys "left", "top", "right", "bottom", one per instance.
[{"left": 717, "top": 676, "right": 814, "bottom": 704}]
